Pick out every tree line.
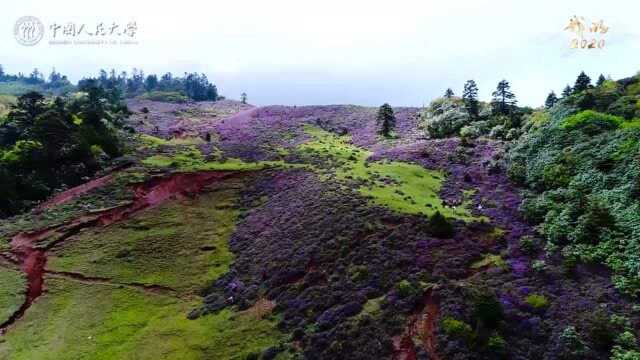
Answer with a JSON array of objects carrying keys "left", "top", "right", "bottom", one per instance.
[
  {"left": 87, "top": 68, "right": 219, "bottom": 101},
  {"left": 444, "top": 78, "right": 519, "bottom": 119},
  {"left": 0, "top": 81, "right": 129, "bottom": 217},
  {"left": 0, "top": 65, "right": 220, "bottom": 102}
]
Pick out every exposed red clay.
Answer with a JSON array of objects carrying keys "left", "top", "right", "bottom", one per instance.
[
  {"left": 392, "top": 289, "right": 441, "bottom": 360},
  {"left": 393, "top": 334, "right": 418, "bottom": 360},
  {"left": 422, "top": 293, "right": 441, "bottom": 360},
  {"left": 96, "top": 171, "right": 235, "bottom": 225},
  {"left": 36, "top": 173, "right": 115, "bottom": 211},
  {"left": 0, "top": 234, "right": 46, "bottom": 332},
  {"left": 0, "top": 170, "right": 240, "bottom": 334}
]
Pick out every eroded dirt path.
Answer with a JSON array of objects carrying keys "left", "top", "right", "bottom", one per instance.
[
  {"left": 0, "top": 236, "right": 45, "bottom": 331},
  {"left": 393, "top": 289, "right": 441, "bottom": 360}
]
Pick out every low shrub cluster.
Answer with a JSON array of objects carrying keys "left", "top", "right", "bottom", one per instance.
[
  {"left": 524, "top": 294, "right": 549, "bottom": 309},
  {"left": 442, "top": 317, "right": 474, "bottom": 341},
  {"left": 422, "top": 97, "right": 473, "bottom": 138}
]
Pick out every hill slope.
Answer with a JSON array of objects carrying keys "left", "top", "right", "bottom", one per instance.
[{"left": 0, "top": 99, "right": 637, "bottom": 360}]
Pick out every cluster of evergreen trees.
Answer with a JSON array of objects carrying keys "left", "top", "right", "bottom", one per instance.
[
  {"left": 85, "top": 68, "right": 219, "bottom": 101},
  {"left": 427, "top": 72, "right": 616, "bottom": 141},
  {"left": 444, "top": 72, "right": 607, "bottom": 119},
  {"left": 543, "top": 71, "right": 626, "bottom": 116},
  {"left": 422, "top": 79, "right": 529, "bottom": 140},
  {"left": 440, "top": 79, "right": 521, "bottom": 132},
  {"left": 368, "top": 72, "right": 616, "bottom": 141},
  {"left": 545, "top": 71, "right": 598, "bottom": 109},
  {"left": 0, "top": 65, "right": 73, "bottom": 91},
  {"left": 383, "top": 79, "right": 523, "bottom": 139},
  {"left": 0, "top": 65, "right": 220, "bottom": 102},
  {"left": 0, "top": 65, "right": 226, "bottom": 217},
  {"left": 448, "top": 79, "right": 519, "bottom": 119},
  {"left": 0, "top": 82, "right": 129, "bottom": 217},
  {"left": 0, "top": 65, "right": 45, "bottom": 84}
]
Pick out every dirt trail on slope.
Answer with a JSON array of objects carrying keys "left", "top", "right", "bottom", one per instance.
[
  {"left": 36, "top": 173, "right": 115, "bottom": 211},
  {"left": 0, "top": 170, "right": 240, "bottom": 334},
  {"left": 0, "top": 236, "right": 46, "bottom": 333},
  {"left": 393, "top": 289, "right": 441, "bottom": 360},
  {"left": 198, "top": 106, "right": 259, "bottom": 134}
]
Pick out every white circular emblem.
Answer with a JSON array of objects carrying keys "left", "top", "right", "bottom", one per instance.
[{"left": 14, "top": 16, "right": 44, "bottom": 46}]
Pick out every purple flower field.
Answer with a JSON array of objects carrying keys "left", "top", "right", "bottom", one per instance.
[{"left": 126, "top": 101, "right": 637, "bottom": 359}]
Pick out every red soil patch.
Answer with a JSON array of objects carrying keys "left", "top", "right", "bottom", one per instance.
[
  {"left": 97, "top": 171, "right": 235, "bottom": 225},
  {"left": 0, "top": 170, "right": 241, "bottom": 334},
  {"left": 393, "top": 289, "right": 441, "bottom": 360},
  {"left": 36, "top": 173, "right": 115, "bottom": 211},
  {"left": 0, "top": 234, "right": 46, "bottom": 333}
]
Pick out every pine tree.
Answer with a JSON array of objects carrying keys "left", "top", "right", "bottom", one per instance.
[
  {"left": 144, "top": 74, "right": 158, "bottom": 91},
  {"left": 596, "top": 74, "right": 606, "bottom": 86},
  {"left": 377, "top": 103, "right": 396, "bottom": 138},
  {"left": 573, "top": 71, "right": 592, "bottom": 94},
  {"left": 241, "top": 92, "right": 247, "bottom": 104},
  {"left": 462, "top": 80, "right": 479, "bottom": 119},
  {"left": 562, "top": 85, "right": 572, "bottom": 97},
  {"left": 545, "top": 91, "right": 558, "bottom": 109},
  {"left": 491, "top": 80, "right": 517, "bottom": 116},
  {"left": 27, "top": 68, "right": 44, "bottom": 84},
  {"left": 444, "top": 88, "right": 454, "bottom": 99}
]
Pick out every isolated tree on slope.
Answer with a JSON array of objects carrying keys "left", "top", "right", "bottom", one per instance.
[
  {"left": 596, "top": 74, "right": 606, "bottom": 86},
  {"left": 241, "top": 92, "right": 247, "bottom": 104},
  {"left": 444, "top": 88, "right": 455, "bottom": 99},
  {"left": 462, "top": 80, "right": 479, "bottom": 119},
  {"left": 377, "top": 103, "right": 396, "bottom": 138},
  {"left": 491, "top": 80, "right": 517, "bottom": 116},
  {"left": 573, "top": 71, "right": 591, "bottom": 94},
  {"left": 545, "top": 91, "right": 558, "bottom": 109},
  {"left": 562, "top": 85, "right": 572, "bottom": 98},
  {"left": 429, "top": 211, "right": 454, "bottom": 238}
]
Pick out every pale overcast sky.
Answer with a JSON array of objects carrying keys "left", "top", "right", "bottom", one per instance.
[{"left": 1, "top": 0, "right": 639, "bottom": 107}]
